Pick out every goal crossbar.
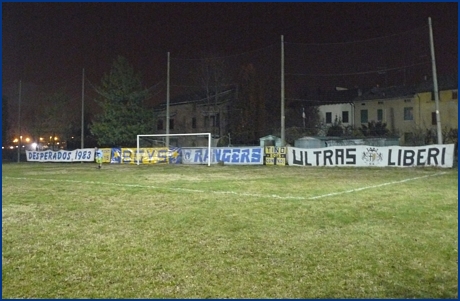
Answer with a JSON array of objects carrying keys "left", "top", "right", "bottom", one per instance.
[{"left": 136, "top": 133, "right": 212, "bottom": 166}]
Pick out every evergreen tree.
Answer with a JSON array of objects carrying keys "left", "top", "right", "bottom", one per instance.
[{"left": 90, "top": 56, "right": 154, "bottom": 147}]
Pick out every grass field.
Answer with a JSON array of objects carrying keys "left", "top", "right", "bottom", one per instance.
[{"left": 2, "top": 162, "right": 458, "bottom": 298}]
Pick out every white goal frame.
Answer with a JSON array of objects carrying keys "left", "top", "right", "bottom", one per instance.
[{"left": 136, "top": 133, "right": 212, "bottom": 166}]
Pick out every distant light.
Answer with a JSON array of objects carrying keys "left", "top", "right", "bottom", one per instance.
[
  {"left": 39, "top": 137, "right": 44, "bottom": 141},
  {"left": 25, "top": 138, "right": 30, "bottom": 143},
  {"left": 9, "top": 146, "right": 13, "bottom": 149},
  {"left": 1, "top": 147, "right": 4, "bottom": 149},
  {"left": 13, "top": 138, "right": 18, "bottom": 143},
  {"left": 31, "top": 143, "right": 37, "bottom": 149}
]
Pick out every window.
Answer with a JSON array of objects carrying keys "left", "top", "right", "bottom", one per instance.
[
  {"left": 431, "top": 112, "right": 437, "bottom": 125},
  {"left": 453, "top": 90, "right": 458, "bottom": 99},
  {"left": 377, "top": 109, "right": 383, "bottom": 122},
  {"left": 342, "top": 111, "right": 349, "bottom": 123},
  {"left": 404, "top": 107, "right": 413, "bottom": 121},
  {"left": 325, "top": 112, "right": 332, "bottom": 124},
  {"left": 157, "top": 119, "right": 164, "bottom": 130},
  {"left": 192, "top": 117, "right": 197, "bottom": 129},
  {"left": 360, "top": 110, "right": 368, "bottom": 123},
  {"left": 169, "top": 119, "right": 174, "bottom": 130},
  {"left": 204, "top": 115, "right": 216, "bottom": 127}
]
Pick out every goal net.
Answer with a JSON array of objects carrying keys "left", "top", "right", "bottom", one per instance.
[{"left": 136, "top": 133, "right": 212, "bottom": 166}]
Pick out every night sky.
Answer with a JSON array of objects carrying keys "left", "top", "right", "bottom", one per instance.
[{"left": 2, "top": 2, "right": 458, "bottom": 104}]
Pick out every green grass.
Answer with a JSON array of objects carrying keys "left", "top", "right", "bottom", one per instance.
[{"left": 2, "top": 163, "right": 458, "bottom": 298}]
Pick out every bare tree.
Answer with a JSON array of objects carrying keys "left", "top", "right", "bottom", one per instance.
[
  {"left": 229, "top": 63, "right": 267, "bottom": 145},
  {"left": 29, "top": 91, "right": 75, "bottom": 150},
  {"left": 193, "top": 54, "right": 233, "bottom": 138}
]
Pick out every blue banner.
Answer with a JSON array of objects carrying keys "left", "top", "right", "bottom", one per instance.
[
  {"left": 181, "top": 147, "right": 263, "bottom": 165},
  {"left": 111, "top": 147, "right": 122, "bottom": 163},
  {"left": 168, "top": 147, "right": 182, "bottom": 164}
]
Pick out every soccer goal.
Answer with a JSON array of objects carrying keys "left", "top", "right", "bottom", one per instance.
[{"left": 136, "top": 133, "right": 212, "bottom": 166}]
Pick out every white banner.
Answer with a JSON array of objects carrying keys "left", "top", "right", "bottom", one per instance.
[
  {"left": 288, "top": 144, "right": 455, "bottom": 168},
  {"left": 26, "top": 148, "right": 95, "bottom": 162}
]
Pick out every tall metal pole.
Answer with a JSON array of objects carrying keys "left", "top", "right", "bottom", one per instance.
[
  {"left": 302, "top": 106, "right": 306, "bottom": 129},
  {"left": 428, "top": 17, "right": 442, "bottom": 144},
  {"left": 166, "top": 52, "right": 170, "bottom": 147},
  {"left": 281, "top": 35, "right": 285, "bottom": 146},
  {"left": 81, "top": 68, "right": 85, "bottom": 149},
  {"left": 17, "top": 80, "right": 22, "bottom": 163}
]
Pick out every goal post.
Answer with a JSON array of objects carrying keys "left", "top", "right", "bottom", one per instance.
[{"left": 136, "top": 133, "right": 212, "bottom": 166}]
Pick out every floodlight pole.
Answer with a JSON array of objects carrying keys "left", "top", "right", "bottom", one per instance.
[
  {"left": 81, "top": 68, "right": 85, "bottom": 150},
  {"left": 428, "top": 17, "right": 442, "bottom": 144},
  {"left": 302, "top": 106, "right": 306, "bottom": 129},
  {"left": 280, "top": 35, "right": 286, "bottom": 146},
  {"left": 166, "top": 52, "right": 170, "bottom": 147},
  {"left": 17, "top": 80, "right": 22, "bottom": 163}
]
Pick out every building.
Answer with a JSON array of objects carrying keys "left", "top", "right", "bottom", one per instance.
[
  {"left": 413, "top": 75, "right": 458, "bottom": 142},
  {"left": 152, "top": 88, "right": 236, "bottom": 147},
  {"left": 353, "top": 75, "right": 457, "bottom": 145},
  {"left": 309, "top": 75, "right": 457, "bottom": 145},
  {"left": 298, "top": 88, "right": 359, "bottom": 129},
  {"left": 151, "top": 76, "right": 457, "bottom": 147},
  {"left": 353, "top": 84, "right": 417, "bottom": 140}
]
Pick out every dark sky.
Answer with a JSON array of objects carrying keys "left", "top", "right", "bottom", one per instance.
[{"left": 2, "top": 2, "right": 458, "bottom": 102}]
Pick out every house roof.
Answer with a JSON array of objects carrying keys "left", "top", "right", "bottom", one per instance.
[
  {"left": 294, "top": 74, "right": 458, "bottom": 106},
  {"left": 414, "top": 74, "right": 458, "bottom": 93},
  {"left": 290, "top": 88, "right": 361, "bottom": 107},
  {"left": 357, "top": 85, "right": 417, "bottom": 101},
  {"left": 354, "top": 74, "right": 458, "bottom": 102}
]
